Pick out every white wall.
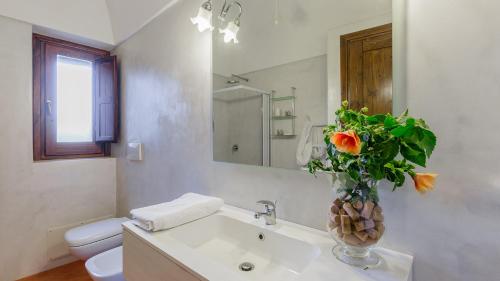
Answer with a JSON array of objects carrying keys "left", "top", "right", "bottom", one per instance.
[
  {"left": 213, "top": 98, "right": 231, "bottom": 162},
  {"left": 381, "top": 0, "right": 500, "bottom": 280},
  {"left": 113, "top": 0, "right": 500, "bottom": 280},
  {"left": 0, "top": 0, "right": 114, "bottom": 46},
  {"left": 111, "top": 0, "right": 214, "bottom": 216},
  {"left": 0, "top": 16, "right": 117, "bottom": 280}
]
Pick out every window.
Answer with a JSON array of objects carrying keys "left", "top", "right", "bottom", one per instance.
[
  {"left": 33, "top": 34, "right": 119, "bottom": 160},
  {"left": 57, "top": 56, "right": 94, "bottom": 143}
]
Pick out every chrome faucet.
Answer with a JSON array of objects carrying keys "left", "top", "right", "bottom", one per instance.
[{"left": 254, "top": 200, "right": 277, "bottom": 225}]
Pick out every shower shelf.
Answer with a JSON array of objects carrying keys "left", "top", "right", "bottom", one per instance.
[
  {"left": 272, "top": 134, "right": 297, "bottom": 139},
  {"left": 272, "top": 96, "right": 296, "bottom": 101},
  {"left": 271, "top": 87, "right": 297, "bottom": 140},
  {"left": 272, "top": 115, "right": 296, "bottom": 120}
]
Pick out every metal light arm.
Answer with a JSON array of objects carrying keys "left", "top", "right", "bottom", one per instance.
[{"left": 219, "top": 0, "right": 243, "bottom": 25}]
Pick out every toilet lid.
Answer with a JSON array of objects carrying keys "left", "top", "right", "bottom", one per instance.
[
  {"left": 85, "top": 246, "right": 123, "bottom": 276},
  {"left": 65, "top": 217, "right": 129, "bottom": 247}
]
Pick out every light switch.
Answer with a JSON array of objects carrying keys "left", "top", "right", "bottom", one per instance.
[{"left": 127, "top": 142, "right": 143, "bottom": 161}]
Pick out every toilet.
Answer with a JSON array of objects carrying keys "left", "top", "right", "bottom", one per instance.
[{"left": 64, "top": 217, "right": 129, "bottom": 281}]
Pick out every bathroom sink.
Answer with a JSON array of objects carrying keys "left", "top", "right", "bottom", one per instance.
[
  {"left": 122, "top": 205, "right": 414, "bottom": 281},
  {"left": 164, "top": 214, "right": 321, "bottom": 280}
]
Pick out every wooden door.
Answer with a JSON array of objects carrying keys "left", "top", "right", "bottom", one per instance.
[{"left": 341, "top": 24, "right": 392, "bottom": 114}]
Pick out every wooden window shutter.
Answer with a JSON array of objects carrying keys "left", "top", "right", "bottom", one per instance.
[{"left": 94, "top": 56, "right": 119, "bottom": 142}]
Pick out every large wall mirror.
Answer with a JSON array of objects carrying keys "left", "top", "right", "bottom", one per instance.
[{"left": 212, "top": 0, "right": 395, "bottom": 170}]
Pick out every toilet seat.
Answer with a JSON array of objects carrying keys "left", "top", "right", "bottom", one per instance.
[
  {"left": 65, "top": 217, "right": 129, "bottom": 260},
  {"left": 65, "top": 218, "right": 129, "bottom": 247},
  {"left": 85, "top": 246, "right": 125, "bottom": 281},
  {"left": 68, "top": 234, "right": 123, "bottom": 260}
]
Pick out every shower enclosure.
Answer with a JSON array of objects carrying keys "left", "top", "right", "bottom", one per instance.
[{"left": 213, "top": 85, "right": 271, "bottom": 166}]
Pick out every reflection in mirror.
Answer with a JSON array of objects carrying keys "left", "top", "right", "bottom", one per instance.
[{"left": 212, "top": 0, "right": 392, "bottom": 170}]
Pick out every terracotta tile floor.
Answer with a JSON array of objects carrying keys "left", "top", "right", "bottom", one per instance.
[{"left": 17, "top": 261, "right": 92, "bottom": 281}]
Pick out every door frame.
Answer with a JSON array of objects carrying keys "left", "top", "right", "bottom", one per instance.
[{"left": 340, "top": 23, "right": 392, "bottom": 103}]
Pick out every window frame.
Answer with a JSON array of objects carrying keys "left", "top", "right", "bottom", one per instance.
[{"left": 33, "top": 34, "right": 111, "bottom": 161}]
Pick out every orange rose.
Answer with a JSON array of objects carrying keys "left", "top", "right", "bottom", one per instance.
[
  {"left": 412, "top": 173, "right": 438, "bottom": 193},
  {"left": 330, "top": 130, "right": 362, "bottom": 155}
]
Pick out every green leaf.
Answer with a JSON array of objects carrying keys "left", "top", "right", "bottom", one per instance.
[
  {"left": 368, "top": 164, "right": 385, "bottom": 180},
  {"left": 384, "top": 162, "right": 395, "bottom": 170},
  {"left": 326, "top": 143, "right": 334, "bottom": 158},
  {"left": 347, "top": 169, "right": 360, "bottom": 181},
  {"left": 390, "top": 125, "right": 408, "bottom": 137},
  {"left": 343, "top": 159, "right": 357, "bottom": 170},
  {"left": 403, "top": 126, "right": 416, "bottom": 137},
  {"left": 393, "top": 171, "right": 406, "bottom": 189},
  {"left": 384, "top": 162, "right": 407, "bottom": 190},
  {"left": 415, "top": 118, "right": 429, "bottom": 128},
  {"left": 391, "top": 119, "right": 416, "bottom": 138},
  {"left": 421, "top": 129, "right": 437, "bottom": 158},
  {"left": 384, "top": 116, "right": 398, "bottom": 129},
  {"left": 382, "top": 139, "right": 400, "bottom": 161},
  {"left": 307, "top": 159, "right": 332, "bottom": 175},
  {"left": 400, "top": 142, "right": 427, "bottom": 167},
  {"left": 324, "top": 134, "right": 331, "bottom": 146},
  {"left": 406, "top": 118, "right": 416, "bottom": 126},
  {"left": 408, "top": 127, "right": 436, "bottom": 158},
  {"left": 367, "top": 114, "right": 386, "bottom": 124}
]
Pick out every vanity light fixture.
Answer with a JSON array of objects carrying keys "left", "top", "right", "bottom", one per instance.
[
  {"left": 218, "top": 1, "right": 242, "bottom": 44},
  {"left": 219, "top": 19, "right": 240, "bottom": 43},
  {"left": 191, "top": 0, "right": 214, "bottom": 32}
]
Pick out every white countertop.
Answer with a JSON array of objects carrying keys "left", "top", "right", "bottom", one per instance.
[{"left": 123, "top": 205, "right": 413, "bottom": 281}]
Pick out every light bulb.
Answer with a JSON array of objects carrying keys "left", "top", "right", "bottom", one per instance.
[
  {"left": 219, "top": 21, "right": 240, "bottom": 44},
  {"left": 191, "top": 6, "right": 214, "bottom": 32}
]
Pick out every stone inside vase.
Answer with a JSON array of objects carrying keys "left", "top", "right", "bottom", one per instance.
[{"left": 328, "top": 198, "right": 385, "bottom": 247}]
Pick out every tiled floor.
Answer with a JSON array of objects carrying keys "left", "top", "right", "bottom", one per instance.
[{"left": 18, "top": 261, "right": 92, "bottom": 281}]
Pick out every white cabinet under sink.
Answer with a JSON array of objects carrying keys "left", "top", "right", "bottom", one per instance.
[{"left": 123, "top": 230, "right": 206, "bottom": 281}]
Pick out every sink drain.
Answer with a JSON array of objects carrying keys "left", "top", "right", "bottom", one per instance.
[{"left": 239, "top": 262, "right": 255, "bottom": 272}]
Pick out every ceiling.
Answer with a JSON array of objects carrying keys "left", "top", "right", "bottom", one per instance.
[
  {"left": 105, "top": 0, "right": 179, "bottom": 45},
  {"left": 0, "top": 0, "right": 178, "bottom": 50}
]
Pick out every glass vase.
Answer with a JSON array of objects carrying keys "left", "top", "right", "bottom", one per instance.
[{"left": 326, "top": 173, "right": 385, "bottom": 268}]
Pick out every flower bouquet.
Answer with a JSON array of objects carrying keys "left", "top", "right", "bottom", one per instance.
[{"left": 308, "top": 101, "right": 438, "bottom": 268}]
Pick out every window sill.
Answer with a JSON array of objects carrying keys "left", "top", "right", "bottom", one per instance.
[{"left": 33, "top": 156, "right": 116, "bottom": 164}]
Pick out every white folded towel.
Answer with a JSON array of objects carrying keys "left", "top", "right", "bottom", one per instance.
[
  {"left": 130, "top": 193, "right": 224, "bottom": 232},
  {"left": 296, "top": 117, "right": 313, "bottom": 166}
]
